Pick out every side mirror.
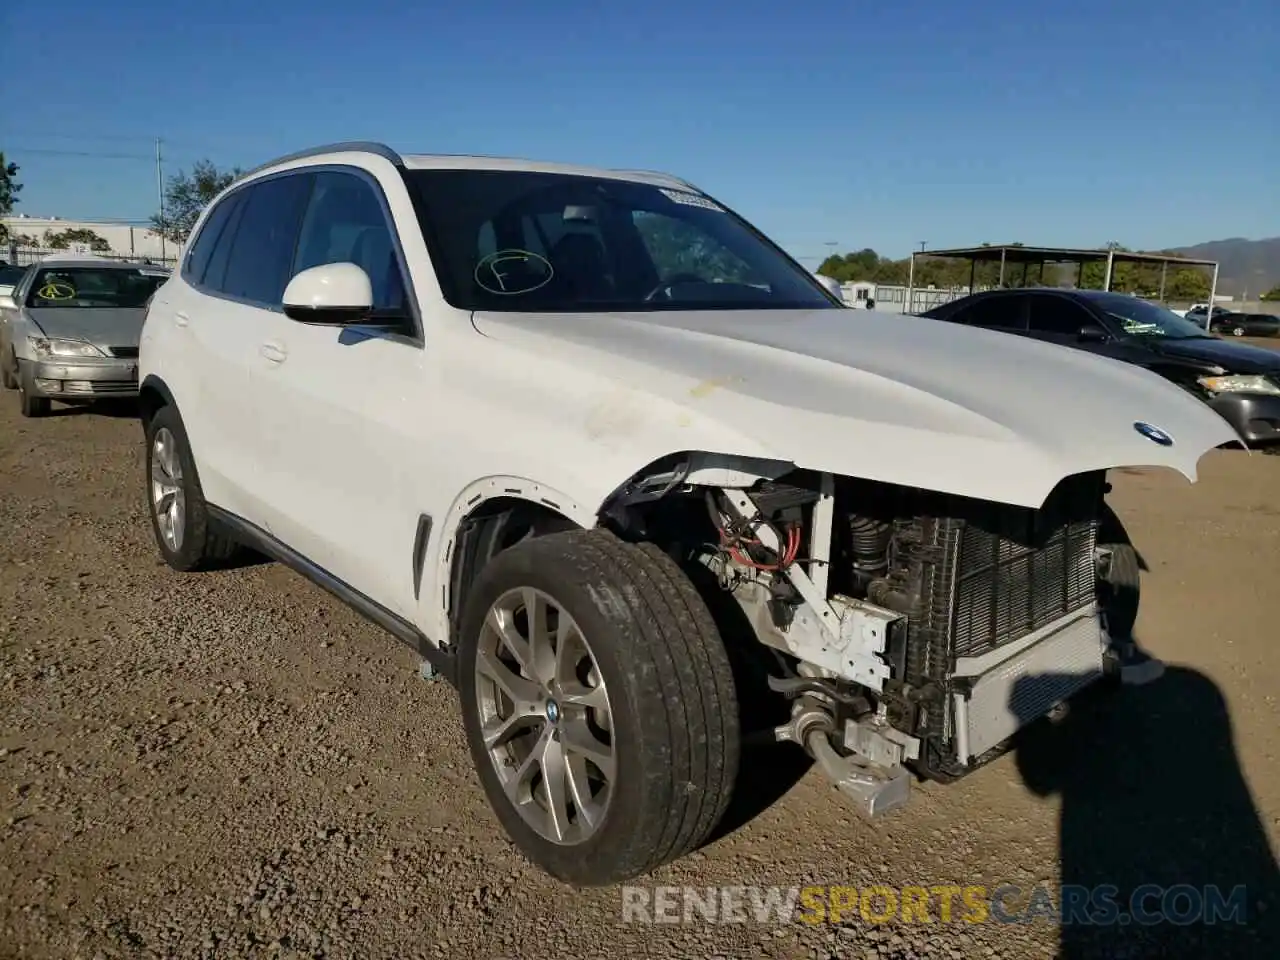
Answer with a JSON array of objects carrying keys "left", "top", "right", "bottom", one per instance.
[
  {"left": 813, "top": 274, "right": 845, "bottom": 302},
  {"left": 282, "top": 263, "right": 373, "bottom": 325},
  {"left": 1077, "top": 324, "right": 1108, "bottom": 342}
]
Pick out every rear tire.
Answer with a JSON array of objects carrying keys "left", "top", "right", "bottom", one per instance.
[
  {"left": 144, "top": 404, "right": 242, "bottom": 571},
  {"left": 458, "top": 528, "right": 739, "bottom": 886},
  {"left": 1231, "top": 326, "right": 1245, "bottom": 337}
]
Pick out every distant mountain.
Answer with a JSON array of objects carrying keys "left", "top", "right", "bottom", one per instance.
[{"left": 1167, "top": 237, "right": 1280, "bottom": 298}]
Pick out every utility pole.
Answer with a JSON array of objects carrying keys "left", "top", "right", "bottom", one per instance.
[{"left": 155, "top": 138, "right": 166, "bottom": 262}]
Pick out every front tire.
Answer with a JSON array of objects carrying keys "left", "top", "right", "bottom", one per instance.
[
  {"left": 458, "top": 528, "right": 740, "bottom": 886},
  {"left": 144, "top": 404, "right": 241, "bottom": 571},
  {"left": 17, "top": 373, "right": 51, "bottom": 417},
  {"left": 1097, "top": 503, "right": 1139, "bottom": 641},
  {"left": 1, "top": 352, "right": 15, "bottom": 389}
]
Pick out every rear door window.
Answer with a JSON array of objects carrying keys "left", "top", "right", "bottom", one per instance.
[
  {"left": 963, "top": 295, "right": 1028, "bottom": 332},
  {"left": 221, "top": 174, "right": 315, "bottom": 306},
  {"left": 1028, "top": 295, "right": 1092, "bottom": 337},
  {"left": 202, "top": 191, "right": 248, "bottom": 293},
  {"left": 184, "top": 194, "right": 240, "bottom": 285}
]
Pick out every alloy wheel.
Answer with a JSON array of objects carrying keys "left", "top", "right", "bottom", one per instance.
[
  {"left": 473, "top": 586, "right": 615, "bottom": 845},
  {"left": 150, "top": 426, "right": 186, "bottom": 552}
]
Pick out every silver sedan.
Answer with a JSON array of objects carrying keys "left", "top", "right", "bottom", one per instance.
[{"left": 0, "top": 256, "right": 170, "bottom": 417}]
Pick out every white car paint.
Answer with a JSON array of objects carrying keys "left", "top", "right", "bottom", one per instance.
[
  {"left": 467, "top": 307, "right": 1241, "bottom": 512},
  {"left": 140, "top": 146, "right": 1242, "bottom": 654}
]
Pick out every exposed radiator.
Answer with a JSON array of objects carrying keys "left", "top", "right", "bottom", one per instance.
[
  {"left": 890, "top": 472, "right": 1107, "bottom": 778},
  {"left": 904, "top": 472, "right": 1104, "bottom": 678},
  {"left": 953, "top": 608, "right": 1107, "bottom": 762}
]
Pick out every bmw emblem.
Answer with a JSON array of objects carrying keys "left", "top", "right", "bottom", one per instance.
[{"left": 1133, "top": 421, "right": 1174, "bottom": 447}]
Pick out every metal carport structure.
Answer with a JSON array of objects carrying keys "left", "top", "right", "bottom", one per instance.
[{"left": 905, "top": 244, "right": 1220, "bottom": 326}]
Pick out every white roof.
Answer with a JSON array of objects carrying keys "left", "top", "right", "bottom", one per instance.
[{"left": 399, "top": 153, "right": 694, "bottom": 190}]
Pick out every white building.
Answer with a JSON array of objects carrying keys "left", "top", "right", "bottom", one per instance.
[{"left": 2, "top": 214, "right": 176, "bottom": 262}]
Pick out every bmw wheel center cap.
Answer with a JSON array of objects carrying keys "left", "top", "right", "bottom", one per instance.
[
  {"left": 545, "top": 699, "right": 561, "bottom": 724},
  {"left": 1133, "top": 421, "right": 1174, "bottom": 446}
]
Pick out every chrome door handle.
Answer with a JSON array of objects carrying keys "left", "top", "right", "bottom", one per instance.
[{"left": 259, "top": 341, "right": 288, "bottom": 363}]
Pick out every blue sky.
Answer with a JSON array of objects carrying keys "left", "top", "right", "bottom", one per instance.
[{"left": 1, "top": 0, "right": 1275, "bottom": 262}]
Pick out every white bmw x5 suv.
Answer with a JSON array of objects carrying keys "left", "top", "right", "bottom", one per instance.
[{"left": 139, "top": 141, "right": 1240, "bottom": 886}]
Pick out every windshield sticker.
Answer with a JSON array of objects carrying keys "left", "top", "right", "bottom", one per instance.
[
  {"left": 474, "top": 249, "right": 555, "bottom": 296},
  {"left": 659, "top": 188, "right": 724, "bottom": 212},
  {"left": 36, "top": 280, "right": 76, "bottom": 300}
]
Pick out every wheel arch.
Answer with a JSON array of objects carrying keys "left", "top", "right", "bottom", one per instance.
[
  {"left": 434, "top": 477, "right": 593, "bottom": 651},
  {"left": 138, "top": 374, "right": 178, "bottom": 426},
  {"left": 431, "top": 451, "right": 795, "bottom": 651}
]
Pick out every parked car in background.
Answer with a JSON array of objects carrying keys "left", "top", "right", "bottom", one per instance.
[
  {"left": 1183, "top": 303, "right": 1236, "bottom": 326},
  {"left": 0, "top": 261, "right": 29, "bottom": 300},
  {"left": 1209, "top": 311, "right": 1280, "bottom": 338},
  {"left": 923, "top": 289, "right": 1280, "bottom": 449},
  {"left": 0, "top": 255, "right": 171, "bottom": 417},
  {"left": 136, "top": 141, "right": 1240, "bottom": 887}
]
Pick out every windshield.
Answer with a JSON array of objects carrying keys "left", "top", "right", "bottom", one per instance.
[
  {"left": 26, "top": 266, "right": 168, "bottom": 309},
  {"left": 0, "top": 264, "right": 27, "bottom": 286},
  {"left": 403, "top": 169, "right": 838, "bottom": 313},
  {"left": 1091, "top": 294, "right": 1212, "bottom": 340}
]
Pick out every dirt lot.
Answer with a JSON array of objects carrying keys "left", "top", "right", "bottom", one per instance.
[{"left": 3, "top": 352, "right": 1280, "bottom": 960}]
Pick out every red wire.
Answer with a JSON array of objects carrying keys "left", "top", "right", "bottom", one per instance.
[{"left": 722, "top": 521, "right": 801, "bottom": 571}]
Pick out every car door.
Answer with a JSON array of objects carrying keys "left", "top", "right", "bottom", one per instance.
[
  {"left": 170, "top": 170, "right": 312, "bottom": 536},
  {"left": 143, "top": 187, "right": 265, "bottom": 520},
  {"left": 248, "top": 167, "right": 439, "bottom": 620}
]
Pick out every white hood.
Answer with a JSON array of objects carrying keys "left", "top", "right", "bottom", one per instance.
[{"left": 468, "top": 307, "right": 1242, "bottom": 509}]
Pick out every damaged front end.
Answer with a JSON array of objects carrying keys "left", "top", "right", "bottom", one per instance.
[{"left": 605, "top": 455, "right": 1136, "bottom": 819}]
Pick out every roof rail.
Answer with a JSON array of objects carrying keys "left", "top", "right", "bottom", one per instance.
[
  {"left": 242, "top": 141, "right": 403, "bottom": 179},
  {"left": 610, "top": 168, "right": 699, "bottom": 190}
]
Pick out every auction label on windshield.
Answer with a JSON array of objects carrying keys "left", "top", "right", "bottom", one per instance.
[{"left": 660, "top": 188, "right": 725, "bottom": 212}]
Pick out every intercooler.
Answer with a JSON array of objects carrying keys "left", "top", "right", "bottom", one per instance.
[{"left": 890, "top": 472, "right": 1109, "bottom": 777}]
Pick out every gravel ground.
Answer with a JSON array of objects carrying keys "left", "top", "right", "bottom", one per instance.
[{"left": 3, "top": 362, "right": 1280, "bottom": 959}]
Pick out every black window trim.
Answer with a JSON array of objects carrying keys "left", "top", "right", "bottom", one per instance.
[{"left": 180, "top": 164, "right": 425, "bottom": 349}]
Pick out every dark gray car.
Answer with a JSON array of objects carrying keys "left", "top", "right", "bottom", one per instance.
[{"left": 0, "top": 256, "right": 170, "bottom": 417}]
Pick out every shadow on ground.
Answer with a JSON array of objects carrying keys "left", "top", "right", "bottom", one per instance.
[
  {"left": 1011, "top": 655, "right": 1280, "bottom": 959},
  {"left": 37, "top": 398, "right": 143, "bottom": 419}
]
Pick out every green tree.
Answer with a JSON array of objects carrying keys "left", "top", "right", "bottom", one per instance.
[
  {"left": 1165, "top": 269, "right": 1211, "bottom": 301},
  {"left": 1261, "top": 285, "right": 1280, "bottom": 302},
  {"left": 45, "top": 227, "right": 112, "bottom": 253},
  {"left": 0, "top": 151, "right": 22, "bottom": 245},
  {"left": 151, "top": 159, "right": 243, "bottom": 244}
]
